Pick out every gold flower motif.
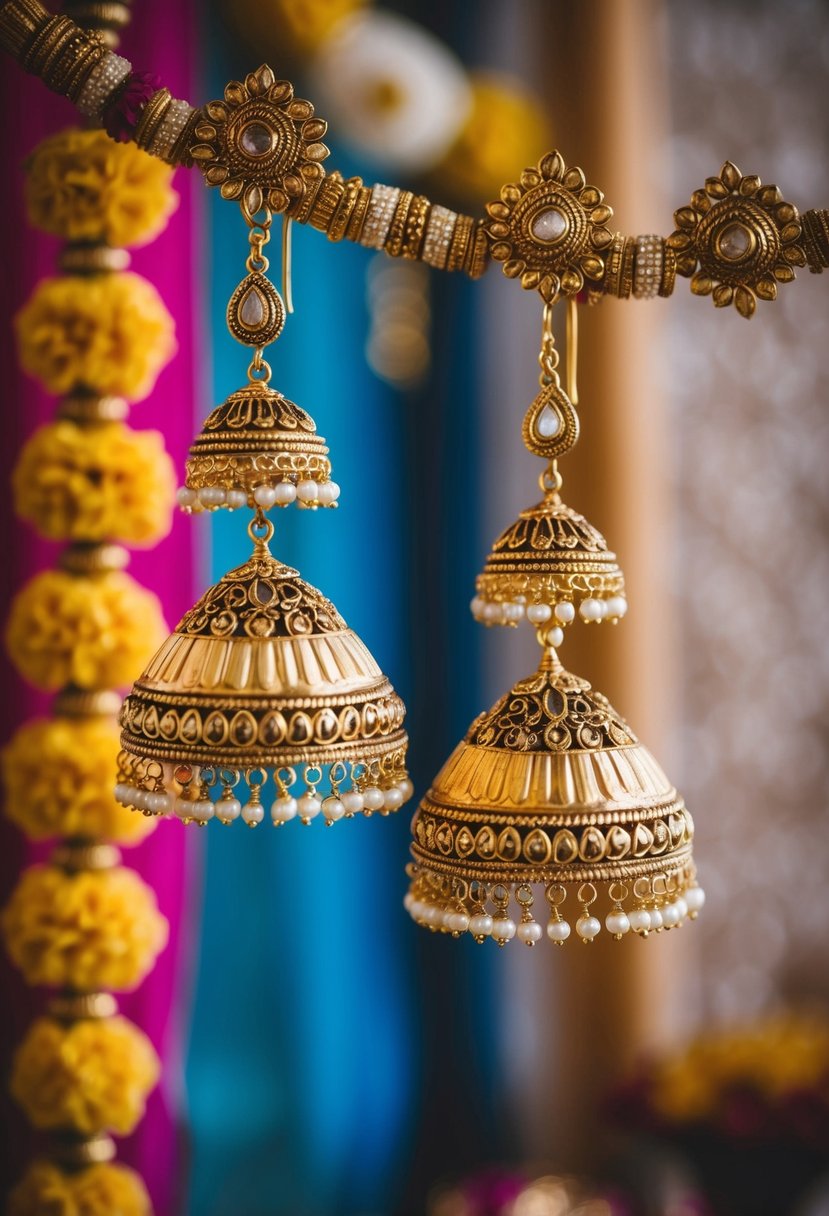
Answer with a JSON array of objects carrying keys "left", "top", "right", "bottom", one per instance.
[
  {"left": 668, "top": 160, "right": 806, "bottom": 318},
  {"left": 10, "top": 1016, "right": 159, "bottom": 1135},
  {"left": 10, "top": 1160, "right": 152, "bottom": 1216},
  {"left": 2, "top": 864, "right": 168, "bottom": 991},
  {"left": 484, "top": 150, "right": 613, "bottom": 302},
  {"left": 190, "top": 63, "right": 329, "bottom": 218}
]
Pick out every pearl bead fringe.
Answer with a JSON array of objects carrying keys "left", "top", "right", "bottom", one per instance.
[
  {"left": 177, "top": 478, "right": 341, "bottom": 514},
  {"left": 470, "top": 593, "right": 628, "bottom": 629}
]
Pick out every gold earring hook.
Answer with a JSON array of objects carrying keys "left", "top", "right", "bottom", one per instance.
[
  {"left": 566, "top": 297, "right": 579, "bottom": 407},
  {"left": 282, "top": 215, "right": 294, "bottom": 314}
]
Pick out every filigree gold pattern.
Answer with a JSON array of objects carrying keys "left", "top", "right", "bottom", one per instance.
[
  {"left": 669, "top": 160, "right": 806, "bottom": 317},
  {"left": 485, "top": 150, "right": 613, "bottom": 302},
  {"left": 190, "top": 64, "right": 329, "bottom": 219}
]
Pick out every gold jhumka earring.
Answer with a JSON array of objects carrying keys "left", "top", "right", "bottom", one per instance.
[
  {"left": 116, "top": 67, "right": 411, "bottom": 828},
  {"left": 406, "top": 151, "right": 704, "bottom": 945}
]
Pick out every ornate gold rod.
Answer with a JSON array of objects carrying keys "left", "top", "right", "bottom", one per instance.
[{"left": 1, "top": 0, "right": 827, "bottom": 310}]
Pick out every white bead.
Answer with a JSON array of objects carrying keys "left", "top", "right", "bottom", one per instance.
[
  {"left": 225, "top": 489, "right": 248, "bottom": 509},
  {"left": 114, "top": 783, "right": 129, "bottom": 804},
  {"left": 606, "top": 596, "right": 628, "bottom": 618},
  {"left": 491, "top": 917, "right": 517, "bottom": 942},
  {"left": 685, "top": 886, "right": 706, "bottom": 913},
  {"left": 482, "top": 602, "right": 503, "bottom": 623},
  {"left": 674, "top": 896, "right": 688, "bottom": 921},
  {"left": 423, "top": 905, "right": 442, "bottom": 927},
  {"left": 661, "top": 903, "right": 681, "bottom": 928},
  {"left": 527, "top": 603, "right": 552, "bottom": 624},
  {"left": 517, "top": 921, "right": 543, "bottom": 946},
  {"left": 154, "top": 792, "right": 174, "bottom": 816},
  {"left": 469, "top": 913, "right": 493, "bottom": 937},
  {"left": 191, "top": 799, "right": 215, "bottom": 823},
  {"left": 576, "top": 914, "right": 601, "bottom": 940},
  {"left": 317, "top": 481, "right": 340, "bottom": 505},
  {"left": 274, "top": 481, "right": 297, "bottom": 505},
  {"left": 174, "top": 797, "right": 194, "bottom": 820},
  {"left": 628, "top": 908, "right": 651, "bottom": 933},
  {"left": 470, "top": 596, "right": 485, "bottom": 618},
  {"left": 322, "top": 796, "right": 345, "bottom": 822},
  {"left": 215, "top": 796, "right": 242, "bottom": 823},
  {"left": 649, "top": 908, "right": 664, "bottom": 930},
  {"left": 605, "top": 911, "right": 631, "bottom": 937},
  {"left": 579, "top": 598, "right": 603, "bottom": 621},
  {"left": 554, "top": 601, "right": 575, "bottom": 623},
  {"left": 503, "top": 602, "right": 524, "bottom": 623},
  {"left": 383, "top": 786, "right": 404, "bottom": 810},
  {"left": 271, "top": 795, "right": 297, "bottom": 823},
  {"left": 199, "top": 486, "right": 226, "bottom": 507},
  {"left": 362, "top": 786, "right": 385, "bottom": 811},
  {"left": 297, "top": 480, "right": 319, "bottom": 502},
  {"left": 253, "top": 485, "right": 277, "bottom": 508},
  {"left": 446, "top": 911, "right": 470, "bottom": 934},
  {"left": 397, "top": 778, "right": 414, "bottom": 802},
  {"left": 545, "top": 625, "right": 564, "bottom": 648},
  {"left": 547, "top": 918, "right": 571, "bottom": 942},
  {"left": 298, "top": 793, "right": 322, "bottom": 821},
  {"left": 403, "top": 892, "right": 414, "bottom": 913},
  {"left": 133, "top": 788, "right": 149, "bottom": 811},
  {"left": 242, "top": 801, "right": 264, "bottom": 826},
  {"left": 176, "top": 486, "right": 197, "bottom": 508},
  {"left": 341, "top": 790, "right": 364, "bottom": 815}
]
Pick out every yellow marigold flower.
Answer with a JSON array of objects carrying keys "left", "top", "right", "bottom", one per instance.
[
  {"left": 433, "top": 72, "right": 551, "bottom": 203},
  {"left": 2, "top": 717, "right": 156, "bottom": 845},
  {"left": 10, "top": 1160, "right": 151, "bottom": 1216},
  {"left": 26, "top": 127, "right": 178, "bottom": 247},
  {"left": 15, "top": 272, "right": 176, "bottom": 400},
  {"left": 6, "top": 569, "right": 166, "bottom": 692},
  {"left": 3, "top": 865, "right": 168, "bottom": 991},
  {"left": 14, "top": 420, "right": 176, "bottom": 546},
  {"left": 10, "top": 1016, "right": 159, "bottom": 1135}
]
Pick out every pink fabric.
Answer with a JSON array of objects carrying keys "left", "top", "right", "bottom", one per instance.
[{"left": 0, "top": 5, "right": 203, "bottom": 1213}]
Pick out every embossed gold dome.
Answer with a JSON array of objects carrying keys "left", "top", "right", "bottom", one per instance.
[
  {"left": 471, "top": 488, "right": 627, "bottom": 636},
  {"left": 177, "top": 382, "right": 340, "bottom": 514},
  {"left": 406, "top": 651, "right": 703, "bottom": 945},
  {"left": 117, "top": 521, "right": 410, "bottom": 828}
]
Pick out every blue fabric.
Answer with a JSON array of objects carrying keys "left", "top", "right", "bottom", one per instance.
[{"left": 184, "top": 30, "right": 501, "bottom": 1216}]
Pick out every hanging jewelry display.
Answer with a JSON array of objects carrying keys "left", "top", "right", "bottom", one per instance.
[
  {"left": 406, "top": 153, "right": 704, "bottom": 946},
  {"left": 115, "top": 70, "right": 411, "bottom": 828}
]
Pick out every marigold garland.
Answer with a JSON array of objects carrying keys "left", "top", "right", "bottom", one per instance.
[
  {"left": 26, "top": 127, "right": 178, "bottom": 248},
  {"left": 11, "top": 1016, "right": 159, "bottom": 1135},
  {"left": 2, "top": 718, "right": 157, "bottom": 845},
  {"left": 15, "top": 272, "right": 176, "bottom": 400},
  {"left": 5, "top": 569, "right": 167, "bottom": 691},
  {"left": 13, "top": 420, "right": 176, "bottom": 546},
  {"left": 9, "top": 1159, "right": 152, "bottom": 1216},
  {"left": 3, "top": 865, "right": 168, "bottom": 991}
]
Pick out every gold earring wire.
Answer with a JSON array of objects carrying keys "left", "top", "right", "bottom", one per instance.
[{"left": 282, "top": 215, "right": 293, "bottom": 315}]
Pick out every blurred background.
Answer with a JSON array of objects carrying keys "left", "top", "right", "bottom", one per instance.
[{"left": 2, "top": 1, "right": 829, "bottom": 1214}]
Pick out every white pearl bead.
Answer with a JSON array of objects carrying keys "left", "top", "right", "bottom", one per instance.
[
  {"left": 470, "top": 596, "right": 485, "bottom": 619},
  {"left": 674, "top": 896, "right": 688, "bottom": 921},
  {"left": 606, "top": 596, "right": 628, "bottom": 619},
  {"left": 605, "top": 911, "right": 631, "bottom": 937},
  {"left": 545, "top": 625, "right": 564, "bottom": 648},
  {"left": 482, "top": 602, "right": 503, "bottom": 623},
  {"left": 628, "top": 908, "right": 651, "bottom": 933},
  {"left": 397, "top": 778, "right": 414, "bottom": 802},
  {"left": 547, "top": 918, "right": 571, "bottom": 942},
  {"left": 271, "top": 795, "right": 297, "bottom": 823},
  {"left": 527, "top": 603, "right": 552, "bottom": 624},
  {"left": 649, "top": 907, "right": 664, "bottom": 930},
  {"left": 383, "top": 786, "right": 404, "bottom": 810},
  {"left": 362, "top": 786, "right": 385, "bottom": 811},
  {"left": 423, "top": 905, "right": 442, "bottom": 927},
  {"left": 503, "top": 602, "right": 524, "bottom": 623},
  {"left": 274, "top": 481, "right": 297, "bottom": 505},
  {"left": 554, "top": 601, "right": 575, "bottom": 623},
  {"left": 174, "top": 797, "right": 193, "bottom": 820},
  {"left": 215, "top": 797, "right": 241, "bottom": 823},
  {"left": 446, "top": 911, "right": 470, "bottom": 934},
  {"left": 153, "top": 793, "right": 173, "bottom": 816},
  {"left": 580, "top": 598, "right": 603, "bottom": 621},
  {"left": 322, "top": 796, "right": 345, "bottom": 822},
  {"left": 253, "top": 485, "right": 277, "bottom": 508},
  {"left": 576, "top": 914, "right": 601, "bottom": 940},
  {"left": 298, "top": 793, "right": 321, "bottom": 821},
  {"left": 191, "top": 799, "right": 215, "bottom": 823},
  {"left": 491, "top": 917, "right": 517, "bottom": 942},
  {"left": 132, "top": 788, "right": 149, "bottom": 811},
  {"left": 225, "top": 489, "right": 248, "bottom": 509},
  {"left": 341, "top": 790, "right": 364, "bottom": 815},
  {"left": 297, "top": 479, "right": 319, "bottom": 503},
  {"left": 176, "top": 486, "right": 197, "bottom": 508},
  {"left": 661, "top": 903, "right": 681, "bottom": 928},
  {"left": 469, "top": 913, "right": 493, "bottom": 937},
  {"left": 317, "top": 481, "right": 340, "bottom": 505},
  {"left": 684, "top": 886, "right": 706, "bottom": 913},
  {"left": 242, "top": 801, "right": 264, "bottom": 826},
  {"left": 517, "top": 921, "right": 543, "bottom": 946},
  {"left": 403, "top": 892, "right": 414, "bottom": 914},
  {"left": 199, "top": 486, "right": 226, "bottom": 508},
  {"left": 114, "top": 783, "right": 128, "bottom": 804}
]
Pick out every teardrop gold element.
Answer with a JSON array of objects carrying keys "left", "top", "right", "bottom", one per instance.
[
  {"left": 226, "top": 272, "right": 286, "bottom": 347},
  {"left": 521, "top": 381, "right": 580, "bottom": 460}
]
